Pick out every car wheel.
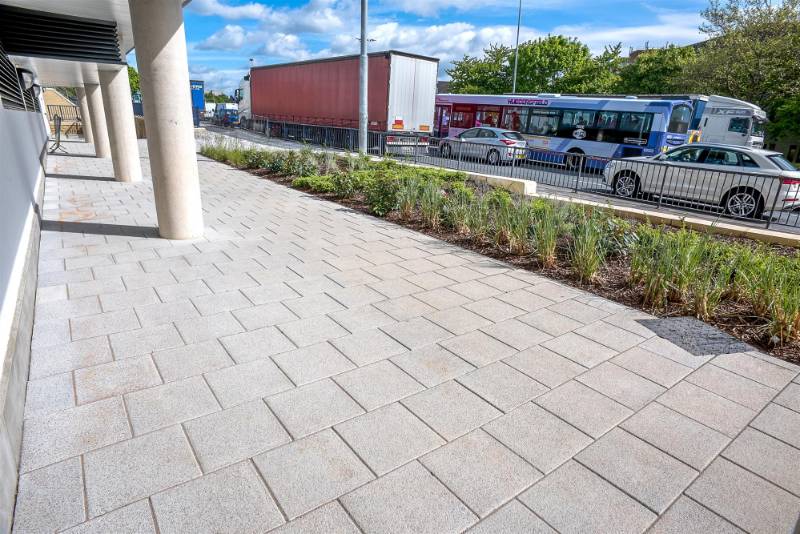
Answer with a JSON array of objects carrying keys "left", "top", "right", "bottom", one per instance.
[
  {"left": 613, "top": 172, "right": 639, "bottom": 198},
  {"left": 724, "top": 188, "right": 763, "bottom": 219},
  {"left": 487, "top": 149, "right": 501, "bottom": 165},
  {"left": 441, "top": 143, "right": 452, "bottom": 159}
]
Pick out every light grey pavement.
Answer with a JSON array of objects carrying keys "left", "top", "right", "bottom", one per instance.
[{"left": 13, "top": 138, "right": 800, "bottom": 533}]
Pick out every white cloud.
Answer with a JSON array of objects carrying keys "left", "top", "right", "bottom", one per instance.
[
  {"left": 197, "top": 24, "right": 248, "bottom": 51},
  {"left": 189, "top": 0, "right": 268, "bottom": 20},
  {"left": 256, "top": 34, "right": 314, "bottom": 61},
  {"left": 386, "top": 0, "right": 570, "bottom": 17},
  {"left": 190, "top": 0, "right": 348, "bottom": 34},
  {"left": 189, "top": 65, "right": 248, "bottom": 94}
]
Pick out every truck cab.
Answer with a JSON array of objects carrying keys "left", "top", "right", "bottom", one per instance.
[
  {"left": 695, "top": 95, "right": 767, "bottom": 148},
  {"left": 234, "top": 74, "right": 251, "bottom": 127}
]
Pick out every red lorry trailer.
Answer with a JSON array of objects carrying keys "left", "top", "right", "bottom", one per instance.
[{"left": 248, "top": 50, "right": 438, "bottom": 139}]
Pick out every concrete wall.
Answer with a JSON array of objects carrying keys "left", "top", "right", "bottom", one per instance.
[{"left": 0, "top": 107, "right": 47, "bottom": 533}]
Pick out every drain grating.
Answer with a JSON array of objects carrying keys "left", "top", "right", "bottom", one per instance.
[{"left": 637, "top": 317, "right": 754, "bottom": 356}]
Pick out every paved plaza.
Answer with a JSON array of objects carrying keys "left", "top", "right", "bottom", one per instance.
[{"left": 13, "top": 138, "right": 800, "bottom": 533}]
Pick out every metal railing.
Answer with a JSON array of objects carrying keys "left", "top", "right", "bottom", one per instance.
[{"left": 238, "top": 119, "right": 800, "bottom": 230}]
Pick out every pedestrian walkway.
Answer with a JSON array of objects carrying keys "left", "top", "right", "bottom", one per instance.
[{"left": 14, "top": 139, "right": 800, "bottom": 533}]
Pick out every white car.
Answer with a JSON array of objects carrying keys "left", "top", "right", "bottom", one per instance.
[{"left": 603, "top": 143, "right": 800, "bottom": 218}]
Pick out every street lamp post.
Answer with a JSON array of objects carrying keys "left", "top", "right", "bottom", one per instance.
[
  {"left": 511, "top": 0, "right": 522, "bottom": 93},
  {"left": 358, "top": 0, "right": 368, "bottom": 154}
]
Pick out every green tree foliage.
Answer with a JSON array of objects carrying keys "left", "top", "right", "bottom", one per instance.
[
  {"left": 204, "top": 91, "right": 232, "bottom": 103},
  {"left": 127, "top": 66, "right": 140, "bottom": 94},
  {"left": 447, "top": 36, "right": 623, "bottom": 95},
  {"left": 768, "top": 95, "right": 800, "bottom": 140},
  {"left": 615, "top": 46, "right": 698, "bottom": 94}
]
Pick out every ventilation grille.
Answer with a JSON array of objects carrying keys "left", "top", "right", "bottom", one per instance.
[
  {"left": 0, "top": 5, "right": 122, "bottom": 64},
  {"left": 0, "top": 39, "right": 25, "bottom": 111}
]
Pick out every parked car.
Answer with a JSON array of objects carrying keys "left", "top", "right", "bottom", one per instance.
[
  {"left": 438, "top": 127, "right": 527, "bottom": 165},
  {"left": 603, "top": 143, "right": 800, "bottom": 218}
]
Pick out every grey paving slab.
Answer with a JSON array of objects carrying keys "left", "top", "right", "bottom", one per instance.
[
  {"left": 270, "top": 501, "right": 360, "bottom": 534},
  {"left": 125, "top": 376, "right": 220, "bottom": 435},
  {"left": 60, "top": 500, "right": 157, "bottom": 534},
  {"left": 83, "top": 425, "right": 201, "bottom": 517},
  {"left": 192, "top": 290, "right": 252, "bottom": 316},
  {"left": 152, "top": 339, "right": 234, "bottom": 382},
  {"left": 414, "top": 287, "right": 471, "bottom": 310},
  {"left": 535, "top": 380, "right": 632, "bottom": 439},
  {"left": 621, "top": 403, "right": 730, "bottom": 470},
  {"left": 648, "top": 496, "right": 744, "bottom": 534},
  {"left": 750, "top": 403, "right": 800, "bottom": 448},
  {"left": 391, "top": 344, "right": 475, "bottom": 387},
  {"left": 253, "top": 429, "right": 374, "bottom": 519},
  {"left": 271, "top": 341, "right": 355, "bottom": 385},
  {"left": 24, "top": 372, "right": 74, "bottom": 419},
  {"left": 466, "top": 500, "right": 556, "bottom": 534},
  {"left": 267, "top": 379, "right": 363, "bottom": 438},
  {"left": 241, "top": 281, "right": 300, "bottom": 305},
  {"left": 381, "top": 317, "right": 452, "bottom": 350},
  {"left": 576, "top": 428, "right": 698, "bottom": 513},
  {"left": 458, "top": 362, "right": 549, "bottom": 412},
  {"left": 369, "top": 278, "right": 423, "bottom": 299},
  {"left": 574, "top": 320, "right": 646, "bottom": 352},
  {"left": 31, "top": 318, "right": 71, "bottom": 349},
  {"left": 374, "top": 295, "right": 435, "bottom": 321},
  {"left": 503, "top": 345, "right": 587, "bottom": 388},
  {"left": 775, "top": 382, "right": 800, "bottom": 413},
  {"left": 151, "top": 461, "right": 283, "bottom": 533},
  {"left": 336, "top": 402, "right": 444, "bottom": 475},
  {"left": 611, "top": 346, "right": 692, "bottom": 388},
  {"left": 541, "top": 332, "right": 618, "bottom": 368},
  {"left": 687, "top": 363, "right": 777, "bottom": 411},
  {"left": 71, "top": 309, "right": 140, "bottom": 340},
  {"left": 421, "top": 429, "right": 542, "bottom": 517},
  {"left": 577, "top": 361, "right": 666, "bottom": 411},
  {"left": 330, "top": 328, "right": 408, "bottom": 366},
  {"left": 711, "top": 352, "right": 797, "bottom": 389},
  {"left": 74, "top": 355, "right": 161, "bottom": 405},
  {"left": 639, "top": 336, "right": 711, "bottom": 369},
  {"left": 722, "top": 427, "right": 800, "bottom": 497},
  {"left": 340, "top": 461, "right": 478, "bottom": 534},
  {"left": 205, "top": 357, "right": 293, "bottom": 408},
  {"left": 12, "top": 457, "right": 85, "bottom": 533},
  {"left": 519, "top": 460, "right": 657, "bottom": 534},
  {"left": 334, "top": 360, "right": 423, "bottom": 410},
  {"left": 526, "top": 280, "right": 582, "bottom": 302},
  {"left": 658, "top": 381, "right": 756, "bottom": 437},
  {"left": 328, "top": 305, "right": 396, "bottom": 332},
  {"left": 174, "top": 311, "right": 245, "bottom": 344},
  {"left": 36, "top": 295, "right": 101, "bottom": 322},
  {"left": 425, "top": 306, "right": 492, "bottom": 336},
  {"left": 283, "top": 293, "right": 345, "bottom": 318},
  {"left": 278, "top": 316, "right": 349, "bottom": 347},
  {"left": 135, "top": 299, "right": 200, "bottom": 327},
  {"left": 479, "top": 318, "right": 551, "bottom": 351},
  {"left": 449, "top": 280, "right": 502, "bottom": 301},
  {"left": 484, "top": 403, "right": 593, "bottom": 473},
  {"left": 440, "top": 331, "right": 517, "bottom": 368},
  {"left": 463, "top": 297, "right": 525, "bottom": 322},
  {"left": 109, "top": 323, "right": 185, "bottom": 359},
  {"left": 686, "top": 458, "right": 800, "bottom": 534},
  {"left": 220, "top": 326, "right": 296, "bottom": 363},
  {"left": 547, "top": 299, "right": 611, "bottom": 324},
  {"left": 155, "top": 280, "right": 212, "bottom": 303},
  {"left": 403, "top": 380, "right": 502, "bottom": 441}
]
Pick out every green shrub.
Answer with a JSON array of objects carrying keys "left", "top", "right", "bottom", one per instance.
[
  {"left": 244, "top": 150, "right": 271, "bottom": 169},
  {"left": 397, "top": 177, "right": 421, "bottom": 220},
  {"left": 419, "top": 180, "right": 445, "bottom": 229},
  {"left": 365, "top": 174, "right": 400, "bottom": 216},
  {"left": 317, "top": 151, "right": 339, "bottom": 175},
  {"left": 466, "top": 195, "right": 490, "bottom": 240},
  {"left": 532, "top": 200, "right": 567, "bottom": 268},
  {"left": 331, "top": 172, "right": 360, "bottom": 199},
  {"left": 291, "top": 175, "right": 335, "bottom": 193},
  {"left": 570, "top": 212, "right": 606, "bottom": 283},
  {"left": 444, "top": 182, "right": 474, "bottom": 233}
]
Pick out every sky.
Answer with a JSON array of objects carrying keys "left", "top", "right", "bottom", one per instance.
[{"left": 140, "top": 0, "right": 710, "bottom": 93}]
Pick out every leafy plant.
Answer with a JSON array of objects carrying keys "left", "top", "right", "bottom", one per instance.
[
  {"left": 444, "top": 182, "right": 474, "bottom": 233},
  {"left": 419, "top": 180, "right": 445, "bottom": 229},
  {"left": 396, "top": 177, "right": 421, "bottom": 220},
  {"left": 291, "top": 175, "right": 335, "bottom": 193},
  {"left": 365, "top": 175, "right": 400, "bottom": 216},
  {"left": 531, "top": 200, "right": 567, "bottom": 267},
  {"left": 570, "top": 212, "right": 606, "bottom": 283},
  {"left": 466, "top": 195, "right": 491, "bottom": 241}
]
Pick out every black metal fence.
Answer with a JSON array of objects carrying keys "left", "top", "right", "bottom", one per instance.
[{"left": 238, "top": 118, "right": 800, "bottom": 230}]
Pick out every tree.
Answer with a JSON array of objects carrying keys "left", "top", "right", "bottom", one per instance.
[
  {"left": 128, "top": 66, "right": 140, "bottom": 94},
  {"left": 204, "top": 91, "right": 231, "bottom": 103},
  {"left": 615, "top": 45, "right": 698, "bottom": 94},
  {"left": 684, "top": 0, "right": 800, "bottom": 136},
  {"left": 768, "top": 95, "right": 800, "bottom": 140},
  {"left": 447, "top": 36, "right": 623, "bottom": 95}
]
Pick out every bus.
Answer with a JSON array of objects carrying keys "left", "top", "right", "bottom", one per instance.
[{"left": 434, "top": 93, "right": 694, "bottom": 168}]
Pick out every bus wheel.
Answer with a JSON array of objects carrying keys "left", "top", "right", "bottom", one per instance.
[
  {"left": 440, "top": 143, "right": 452, "bottom": 159},
  {"left": 723, "top": 187, "right": 763, "bottom": 219},
  {"left": 613, "top": 172, "right": 639, "bottom": 198},
  {"left": 565, "top": 150, "right": 584, "bottom": 171}
]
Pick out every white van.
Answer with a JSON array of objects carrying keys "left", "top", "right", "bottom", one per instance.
[{"left": 694, "top": 95, "right": 767, "bottom": 148}]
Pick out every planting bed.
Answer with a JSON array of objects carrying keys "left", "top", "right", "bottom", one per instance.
[{"left": 199, "top": 140, "right": 800, "bottom": 363}]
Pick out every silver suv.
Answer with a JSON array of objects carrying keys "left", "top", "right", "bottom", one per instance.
[{"left": 603, "top": 143, "right": 800, "bottom": 218}]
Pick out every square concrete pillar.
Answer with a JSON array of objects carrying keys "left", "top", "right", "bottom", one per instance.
[
  {"left": 99, "top": 67, "right": 142, "bottom": 183},
  {"left": 128, "top": 0, "right": 204, "bottom": 239}
]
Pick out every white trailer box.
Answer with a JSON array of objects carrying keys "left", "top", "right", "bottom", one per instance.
[{"left": 387, "top": 52, "right": 438, "bottom": 134}]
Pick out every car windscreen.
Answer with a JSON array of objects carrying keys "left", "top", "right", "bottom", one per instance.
[
  {"left": 767, "top": 154, "right": 798, "bottom": 171},
  {"left": 502, "top": 132, "right": 525, "bottom": 140}
]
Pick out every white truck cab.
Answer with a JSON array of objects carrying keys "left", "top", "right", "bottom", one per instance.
[
  {"left": 695, "top": 95, "right": 767, "bottom": 148},
  {"left": 234, "top": 74, "right": 251, "bottom": 125}
]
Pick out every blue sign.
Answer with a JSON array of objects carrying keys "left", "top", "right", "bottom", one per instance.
[{"left": 190, "top": 80, "right": 204, "bottom": 127}]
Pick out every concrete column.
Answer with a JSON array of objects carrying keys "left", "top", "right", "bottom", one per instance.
[
  {"left": 84, "top": 83, "right": 111, "bottom": 158},
  {"left": 129, "top": 0, "right": 203, "bottom": 239},
  {"left": 99, "top": 68, "right": 142, "bottom": 183},
  {"left": 75, "top": 86, "right": 94, "bottom": 145}
]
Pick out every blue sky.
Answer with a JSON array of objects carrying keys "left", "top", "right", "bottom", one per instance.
[{"left": 158, "top": 0, "right": 709, "bottom": 92}]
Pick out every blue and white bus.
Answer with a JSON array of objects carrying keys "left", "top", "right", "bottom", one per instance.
[{"left": 434, "top": 93, "right": 693, "bottom": 167}]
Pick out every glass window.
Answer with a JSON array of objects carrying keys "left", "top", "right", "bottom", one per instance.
[
  {"left": 704, "top": 149, "right": 740, "bottom": 166},
  {"left": 768, "top": 154, "right": 798, "bottom": 171},
  {"left": 664, "top": 146, "right": 705, "bottom": 163},
  {"left": 475, "top": 106, "right": 501, "bottom": 128},
  {"left": 501, "top": 107, "right": 529, "bottom": 132},
  {"left": 752, "top": 120, "right": 766, "bottom": 137},
  {"left": 450, "top": 106, "right": 475, "bottom": 129},
  {"left": 619, "top": 113, "right": 652, "bottom": 134},
  {"left": 477, "top": 129, "right": 497, "bottom": 138},
  {"left": 560, "top": 109, "right": 596, "bottom": 129},
  {"left": 739, "top": 153, "right": 760, "bottom": 168},
  {"left": 502, "top": 131, "right": 525, "bottom": 140},
  {"left": 526, "top": 110, "right": 561, "bottom": 136},
  {"left": 596, "top": 111, "right": 619, "bottom": 130},
  {"left": 459, "top": 128, "right": 479, "bottom": 139},
  {"left": 668, "top": 105, "right": 692, "bottom": 134},
  {"left": 728, "top": 117, "right": 750, "bottom": 134}
]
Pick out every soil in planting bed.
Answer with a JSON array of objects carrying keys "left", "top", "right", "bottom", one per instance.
[{"left": 251, "top": 168, "right": 800, "bottom": 364}]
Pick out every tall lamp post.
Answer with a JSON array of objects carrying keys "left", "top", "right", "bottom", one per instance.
[
  {"left": 511, "top": 0, "right": 522, "bottom": 93},
  {"left": 358, "top": 0, "right": 368, "bottom": 154}
]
